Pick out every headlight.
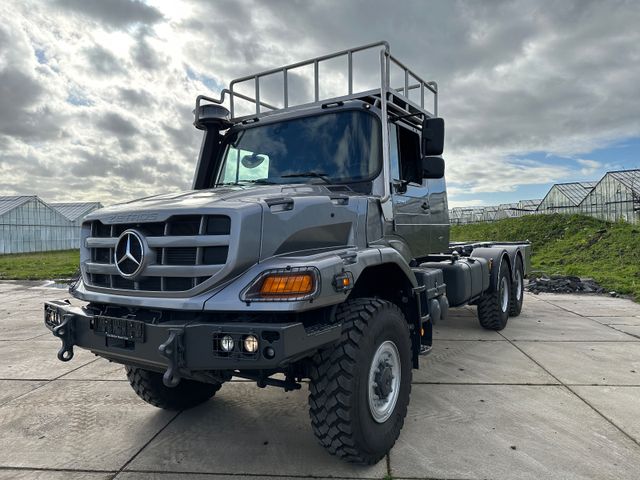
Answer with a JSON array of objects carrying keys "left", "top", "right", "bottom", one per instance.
[{"left": 241, "top": 267, "right": 320, "bottom": 302}]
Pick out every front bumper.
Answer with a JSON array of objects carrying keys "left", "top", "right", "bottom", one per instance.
[{"left": 44, "top": 300, "right": 340, "bottom": 387}]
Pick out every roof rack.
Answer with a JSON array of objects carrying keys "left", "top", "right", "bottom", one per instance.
[{"left": 194, "top": 41, "right": 438, "bottom": 127}]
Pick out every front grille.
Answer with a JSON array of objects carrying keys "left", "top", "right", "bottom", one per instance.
[{"left": 84, "top": 215, "right": 231, "bottom": 292}]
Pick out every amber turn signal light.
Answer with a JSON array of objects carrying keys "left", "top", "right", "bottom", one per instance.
[{"left": 259, "top": 273, "right": 315, "bottom": 297}]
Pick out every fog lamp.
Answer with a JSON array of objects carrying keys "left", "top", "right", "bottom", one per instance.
[
  {"left": 220, "top": 335, "right": 235, "bottom": 352},
  {"left": 244, "top": 335, "right": 259, "bottom": 353}
]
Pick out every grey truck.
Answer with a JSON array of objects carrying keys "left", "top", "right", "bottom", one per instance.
[{"left": 44, "top": 41, "right": 530, "bottom": 464}]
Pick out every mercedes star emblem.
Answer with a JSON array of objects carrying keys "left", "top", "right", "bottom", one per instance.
[{"left": 114, "top": 230, "right": 146, "bottom": 279}]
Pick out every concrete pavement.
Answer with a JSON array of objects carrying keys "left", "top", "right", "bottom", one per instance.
[{"left": 1, "top": 281, "right": 639, "bottom": 479}]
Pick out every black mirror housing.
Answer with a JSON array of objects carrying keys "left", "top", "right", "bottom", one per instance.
[
  {"left": 422, "top": 117, "right": 445, "bottom": 156},
  {"left": 422, "top": 156, "right": 445, "bottom": 179}
]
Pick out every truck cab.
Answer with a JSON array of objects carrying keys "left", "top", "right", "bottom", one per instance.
[{"left": 44, "top": 41, "right": 530, "bottom": 465}]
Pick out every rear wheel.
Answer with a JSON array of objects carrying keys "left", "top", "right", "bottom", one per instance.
[
  {"left": 308, "top": 298, "right": 412, "bottom": 464},
  {"left": 509, "top": 257, "right": 525, "bottom": 317},
  {"left": 125, "top": 366, "right": 222, "bottom": 410},
  {"left": 477, "top": 260, "right": 511, "bottom": 330}
]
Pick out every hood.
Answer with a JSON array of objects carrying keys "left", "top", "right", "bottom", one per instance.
[
  {"left": 77, "top": 183, "right": 370, "bottom": 301},
  {"left": 85, "top": 184, "right": 362, "bottom": 223}
]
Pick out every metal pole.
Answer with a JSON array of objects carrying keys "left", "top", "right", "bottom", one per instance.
[
  {"left": 314, "top": 60, "right": 319, "bottom": 102},
  {"left": 255, "top": 76, "right": 260, "bottom": 114},
  {"left": 404, "top": 70, "right": 409, "bottom": 98},
  {"left": 283, "top": 69, "right": 288, "bottom": 108},
  {"left": 348, "top": 51, "right": 353, "bottom": 94},
  {"left": 380, "top": 49, "right": 391, "bottom": 207}
]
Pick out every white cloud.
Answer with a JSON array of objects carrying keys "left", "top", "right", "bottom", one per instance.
[
  {"left": 575, "top": 158, "right": 600, "bottom": 176},
  {"left": 0, "top": 0, "right": 639, "bottom": 205}
]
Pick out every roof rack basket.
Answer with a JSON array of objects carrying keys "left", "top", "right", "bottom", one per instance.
[{"left": 195, "top": 41, "right": 438, "bottom": 127}]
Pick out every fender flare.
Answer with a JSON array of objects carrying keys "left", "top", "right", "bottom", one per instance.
[{"left": 470, "top": 247, "right": 512, "bottom": 292}]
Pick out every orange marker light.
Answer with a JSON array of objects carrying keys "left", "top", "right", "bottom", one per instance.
[{"left": 259, "top": 273, "right": 314, "bottom": 297}]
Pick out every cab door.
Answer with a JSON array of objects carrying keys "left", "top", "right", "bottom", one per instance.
[{"left": 390, "top": 124, "right": 432, "bottom": 257}]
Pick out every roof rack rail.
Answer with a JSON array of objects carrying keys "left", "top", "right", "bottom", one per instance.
[{"left": 194, "top": 41, "right": 438, "bottom": 127}]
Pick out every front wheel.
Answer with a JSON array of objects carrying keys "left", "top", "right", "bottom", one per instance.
[
  {"left": 308, "top": 298, "right": 412, "bottom": 464},
  {"left": 125, "top": 366, "right": 222, "bottom": 410}
]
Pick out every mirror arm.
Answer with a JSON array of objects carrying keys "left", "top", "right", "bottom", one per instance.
[{"left": 392, "top": 179, "right": 409, "bottom": 194}]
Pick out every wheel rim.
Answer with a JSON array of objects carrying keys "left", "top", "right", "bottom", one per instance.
[
  {"left": 515, "top": 270, "right": 523, "bottom": 302},
  {"left": 368, "top": 340, "right": 401, "bottom": 423},
  {"left": 500, "top": 276, "right": 509, "bottom": 312}
]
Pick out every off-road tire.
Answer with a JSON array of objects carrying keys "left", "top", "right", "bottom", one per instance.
[
  {"left": 477, "top": 260, "right": 511, "bottom": 330},
  {"left": 125, "top": 366, "right": 222, "bottom": 410},
  {"left": 308, "top": 298, "right": 412, "bottom": 464},
  {"left": 509, "top": 257, "right": 524, "bottom": 317}
]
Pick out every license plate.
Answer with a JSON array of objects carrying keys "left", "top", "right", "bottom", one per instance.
[{"left": 93, "top": 316, "right": 145, "bottom": 342}]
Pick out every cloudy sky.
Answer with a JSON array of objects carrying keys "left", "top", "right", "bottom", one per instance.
[{"left": 0, "top": 0, "right": 639, "bottom": 207}]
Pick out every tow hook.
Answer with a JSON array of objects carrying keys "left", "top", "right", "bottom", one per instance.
[
  {"left": 158, "top": 328, "right": 185, "bottom": 388},
  {"left": 53, "top": 314, "right": 75, "bottom": 362}
]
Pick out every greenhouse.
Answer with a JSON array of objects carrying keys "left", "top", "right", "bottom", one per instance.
[
  {"left": 482, "top": 205, "right": 500, "bottom": 222},
  {"left": 449, "top": 207, "right": 464, "bottom": 225},
  {"left": 517, "top": 199, "right": 542, "bottom": 216},
  {"left": 580, "top": 169, "right": 640, "bottom": 224},
  {"left": 536, "top": 182, "right": 597, "bottom": 214},
  {"left": 0, "top": 197, "right": 103, "bottom": 254},
  {"left": 50, "top": 202, "right": 103, "bottom": 227},
  {"left": 449, "top": 170, "right": 638, "bottom": 225},
  {"left": 495, "top": 203, "right": 520, "bottom": 220}
]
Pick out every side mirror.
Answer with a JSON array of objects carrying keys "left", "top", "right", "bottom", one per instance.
[
  {"left": 422, "top": 156, "right": 445, "bottom": 179},
  {"left": 422, "top": 117, "right": 444, "bottom": 156}
]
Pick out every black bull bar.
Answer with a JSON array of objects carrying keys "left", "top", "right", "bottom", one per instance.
[{"left": 43, "top": 300, "right": 340, "bottom": 387}]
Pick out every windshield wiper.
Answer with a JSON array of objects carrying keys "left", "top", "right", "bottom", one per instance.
[
  {"left": 213, "top": 179, "right": 276, "bottom": 187},
  {"left": 242, "top": 179, "right": 277, "bottom": 185},
  {"left": 281, "top": 171, "right": 332, "bottom": 184}
]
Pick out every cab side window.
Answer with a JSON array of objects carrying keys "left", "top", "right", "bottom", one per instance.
[{"left": 397, "top": 126, "right": 422, "bottom": 185}]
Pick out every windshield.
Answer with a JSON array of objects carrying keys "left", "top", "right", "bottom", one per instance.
[{"left": 216, "top": 110, "right": 381, "bottom": 186}]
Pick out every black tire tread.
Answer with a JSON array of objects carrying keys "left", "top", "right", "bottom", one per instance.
[
  {"left": 509, "top": 257, "right": 524, "bottom": 317},
  {"left": 126, "top": 366, "right": 221, "bottom": 410},
  {"left": 308, "top": 298, "right": 410, "bottom": 464},
  {"left": 477, "top": 262, "right": 511, "bottom": 331}
]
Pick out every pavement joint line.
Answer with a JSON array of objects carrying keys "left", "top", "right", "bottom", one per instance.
[
  {"left": 534, "top": 296, "right": 640, "bottom": 337},
  {"left": 7, "top": 379, "right": 639, "bottom": 387},
  {"left": 52, "top": 378, "right": 128, "bottom": 382},
  {"left": 386, "top": 452, "right": 391, "bottom": 478},
  {"left": 497, "top": 329, "right": 640, "bottom": 452},
  {"left": 411, "top": 382, "right": 640, "bottom": 387},
  {"left": 411, "top": 382, "right": 561, "bottom": 386},
  {"left": 392, "top": 477, "right": 483, "bottom": 480},
  {"left": 510, "top": 339, "right": 640, "bottom": 343},
  {"left": 0, "top": 357, "right": 102, "bottom": 407},
  {"left": 109, "top": 409, "right": 183, "bottom": 480},
  {"left": 122, "top": 469, "right": 383, "bottom": 479},
  {"left": 431, "top": 339, "right": 506, "bottom": 342},
  {"left": 392, "top": 477, "right": 482, "bottom": 480},
  {"left": 0, "top": 333, "right": 52, "bottom": 342},
  {"left": 609, "top": 325, "right": 640, "bottom": 340},
  {"left": 0, "top": 465, "right": 116, "bottom": 474}
]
